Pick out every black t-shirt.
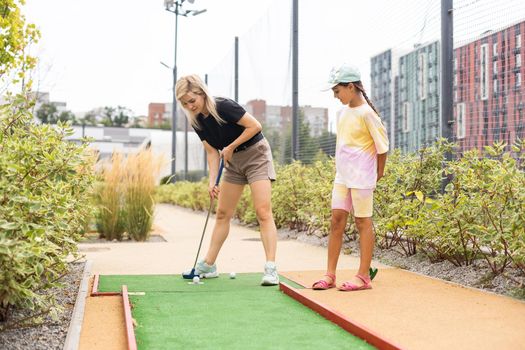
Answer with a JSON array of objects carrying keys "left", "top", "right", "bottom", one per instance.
[{"left": 193, "top": 97, "right": 261, "bottom": 150}]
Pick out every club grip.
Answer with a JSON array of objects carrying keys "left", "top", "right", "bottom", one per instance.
[{"left": 215, "top": 158, "right": 224, "bottom": 186}]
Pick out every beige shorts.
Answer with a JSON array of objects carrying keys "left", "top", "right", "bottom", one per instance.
[
  {"left": 223, "top": 138, "right": 276, "bottom": 185},
  {"left": 331, "top": 183, "right": 374, "bottom": 218}
]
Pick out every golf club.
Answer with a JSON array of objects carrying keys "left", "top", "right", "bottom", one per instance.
[{"left": 182, "top": 158, "right": 224, "bottom": 279}]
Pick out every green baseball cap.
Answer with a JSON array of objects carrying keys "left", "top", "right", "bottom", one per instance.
[{"left": 322, "top": 63, "right": 361, "bottom": 91}]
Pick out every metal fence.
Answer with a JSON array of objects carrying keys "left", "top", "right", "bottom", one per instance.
[{"left": 176, "top": 0, "right": 525, "bottom": 178}]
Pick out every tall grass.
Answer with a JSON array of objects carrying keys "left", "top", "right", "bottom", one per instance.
[
  {"left": 123, "top": 149, "right": 165, "bottom": 241},
  {"left": 94, "top": 149, "right": 165, "bottom": 241},
  {"left": 95, "top": 152, "right": 126, "bottom": 240}
]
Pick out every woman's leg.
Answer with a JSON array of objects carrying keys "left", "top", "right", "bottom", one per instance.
[
  {"left": 203, "top": 181, "right": 244, "bottom": 265},
  {"left": 249, "top": 179, "right": 276, "bottom": 261}
]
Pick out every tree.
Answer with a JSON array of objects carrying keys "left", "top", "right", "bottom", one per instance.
[
  {"left": 264, "top": 126, "right": 282, "bottom": 161},
  {"left": 80, "top": 110, "right": 99, "bottom": 126},
  {"left": 101, "top": 106, "right": 131, "bottom": 127},
  {"left": 36, "top": 103, "right": 76, "bottom": 124},
  {"left": 317, "top": 130, "right": 337, "bottom": 157},
  {"left": 58, "top": 110, "right": 76, "bottom": 124},
  {"left": 0, "top": 0, "right": 40, "bottom": 86},
  {"left": 36, "top": 102, "right": 58, "bottom": 123},
  {"left": 297, "top": 115, "right": 320, "bottom": 165},
  {"left": 278, "top": 112, "right": 321, "bottom": 165}
]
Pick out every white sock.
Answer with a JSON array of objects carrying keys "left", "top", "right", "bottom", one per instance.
[{"left": 265, "top": 261, "right": 276, "bottom": 268}]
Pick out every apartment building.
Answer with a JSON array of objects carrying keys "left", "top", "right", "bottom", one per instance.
[
  {"left": 396, "top": 41, "right": 441, "bottom": 153},
  {"left": 245, "top": 99, "right": 328, "bottom": 137},
  {"left": 454, "top": 20, "right": 525, "bottom": 152}
]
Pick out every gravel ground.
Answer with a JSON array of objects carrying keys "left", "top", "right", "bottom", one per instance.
[
  {"left": 0, "top": 261, "right": 85, "bottom": 350},
  {"left": 279, "top": 228, "right": 525, "bottom": 300}
]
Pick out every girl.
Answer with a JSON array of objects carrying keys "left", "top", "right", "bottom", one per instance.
[
  {"left": 313, "top": 63, "right": 389, "bottom": 291},
  {"left": 175, "top": 74, "right": 279, "bottom": 286}
]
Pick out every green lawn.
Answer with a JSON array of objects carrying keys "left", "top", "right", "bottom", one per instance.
[{"left": 99, "top": 273, "right": 376, "bottom": 350}]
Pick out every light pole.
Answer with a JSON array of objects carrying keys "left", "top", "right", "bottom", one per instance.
[{"left": 164, "top": 0, "right": 206, "bottom": 182}]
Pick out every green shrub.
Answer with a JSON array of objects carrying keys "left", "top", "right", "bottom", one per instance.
[
  {"left": 375, "top": 141, "right": 451, "bottom": 255},
  {"left": 235, "top": 187, "right": 257, "bottom": 225},
  {"left": 155, "top": 140, "right": 525, "bottom": 281},
  {"left": 0, "top": 95, "right": 95, "bottom": 326}
]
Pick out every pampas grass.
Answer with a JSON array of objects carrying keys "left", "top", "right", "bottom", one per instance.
[
  {"left": 94, "top": 148, "right": 165, "bottom": 241},
  {"left": 95, "top": 152, "right": 126, "bottom": 240},
  {"left": 123, "top": 149, "right": 165, "bottom": 241}
]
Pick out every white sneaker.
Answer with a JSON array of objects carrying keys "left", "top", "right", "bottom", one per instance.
[
  {"left": 261, "top": 262, "right": 279, "bottom": 286},
  {"left": 195, "top": 259, "right": 219, "bottom": 278}
]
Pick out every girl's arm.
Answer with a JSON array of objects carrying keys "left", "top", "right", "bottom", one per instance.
[
  {"left": 221, "top": 113, "right": 262, "bottom": 164},
  {"left": 377, "top": 152, "right": 387, "bottom": 182}
]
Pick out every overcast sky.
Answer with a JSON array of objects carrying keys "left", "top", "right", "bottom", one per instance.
[{"left": 23, "top": 0, "right": 525, "bottom": 124}]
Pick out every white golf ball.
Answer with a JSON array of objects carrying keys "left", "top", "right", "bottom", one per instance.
[
  {"left": 229, "top": 272, "right": 236, "bottom": 279},
  {"left": 193, "top": 276, "right": 200, "bottom": 284}
]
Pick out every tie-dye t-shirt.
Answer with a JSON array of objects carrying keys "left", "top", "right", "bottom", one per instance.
[{"left": 334, "top": 103, "right": 389, "bottom": 189}]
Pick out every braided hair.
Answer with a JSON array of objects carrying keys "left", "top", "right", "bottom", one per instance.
[{"left": 339, "top": 81, "right": 381, "bottom": 117}]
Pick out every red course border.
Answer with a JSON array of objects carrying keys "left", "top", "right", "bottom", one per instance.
[
  {"left": 91, "top": 274, "right": 122, "bottom": 296},
  {"left": 90, "top": 275, "right": 137, "bottom": 350},
  {"left": 279, "top": 282, "right": 405, "bottom": 350},
  {"left": 122, "top": 285, "right": 138, "bottom": 350}
]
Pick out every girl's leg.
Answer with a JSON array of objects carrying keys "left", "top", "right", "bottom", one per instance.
[
  {"left": 203, "top": 181, "right": 244, "bottom": 265},
  {"left": 327, "top": 209, "right": 350, "bottom": 273},
  {"left": 249, "top": 179, "right": 276, "bottom": 261},
  {"left": 349, "top": 216, "right": 375, "bottom": 286},
  {"left": 319, "top": 209, "right": 349, "bottom": 284}
]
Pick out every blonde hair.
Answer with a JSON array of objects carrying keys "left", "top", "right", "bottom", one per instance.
[{"left": 175, "top": 74, "right": 225, "bottom": 129}]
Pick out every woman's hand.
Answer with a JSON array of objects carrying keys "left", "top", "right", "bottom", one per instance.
[
  {"left": 208, "top": 182, "right": 220, "bottom": 199},
  {"left": 221, "top": 145, "right": 234, "bottom": 165},
  {"left": 377, "top": 171, "right": 384, "bottom": 182}
]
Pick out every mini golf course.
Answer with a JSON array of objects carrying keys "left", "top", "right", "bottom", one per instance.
[{"left": 97, "top": 273, "right": 376, "bottom": 349}]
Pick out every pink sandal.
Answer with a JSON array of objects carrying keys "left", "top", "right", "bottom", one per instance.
[
  {"left": 312, "top": 273, "right": 336, "bottom": 290},
  {"left": 338, "top": 274, "right": 372, "bottom": 291}
]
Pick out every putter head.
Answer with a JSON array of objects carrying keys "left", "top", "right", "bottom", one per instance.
[
  {"left": 182, "top": 268, "right": 198, "bottom": 279},
  {"left": 369, "top": 267, "right": 378, "bottom": 280}
]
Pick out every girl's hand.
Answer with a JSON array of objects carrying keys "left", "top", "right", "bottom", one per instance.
[
  {"left": 377, "top": 172, "right": 384, "bottom": 182},
  {"left": 221, "top": 145, "right": 234, "bottom": 165},
  {"left": 208, "top": 183, "right": 220, "bottom": 199}
]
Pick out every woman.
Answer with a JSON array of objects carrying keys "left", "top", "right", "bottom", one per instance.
[{"left": 175, "top": 74, "right": 279, "bottom": 286}]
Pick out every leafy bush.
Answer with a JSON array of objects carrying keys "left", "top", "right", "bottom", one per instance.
[
  {"left": 374, "top": 141, "right": 452, "bottom": 255},
  {"left": 0, "top": 95, "right": 95, "bottom": 326},
  {"left": 412, "top": 142, "right": 525, "bottom": 271}
]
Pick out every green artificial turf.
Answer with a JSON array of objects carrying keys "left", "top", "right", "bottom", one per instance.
[{"left": 99, "top": 274, "right": 376, "bottom": 350}]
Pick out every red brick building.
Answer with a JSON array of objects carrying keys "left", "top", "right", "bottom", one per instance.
[
  {"left": 148, "top": 103, "right": 167, "bottom": 127},
  {"left": 454, "top": 20, "right": 525, "bottom": 152},
  {"left": 147, "top": 103, "right": 186, "bottom": 130}
]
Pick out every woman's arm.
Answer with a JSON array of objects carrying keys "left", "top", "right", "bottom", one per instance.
[
  {"left": 203, "top": 141, "right": 221, "bottom": 198},
  {"left": 377, "top": 152, "right": 387, "bottom": 182},
  {"left": 221, "top": 112, "right": 262, "bottom": 164}
]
